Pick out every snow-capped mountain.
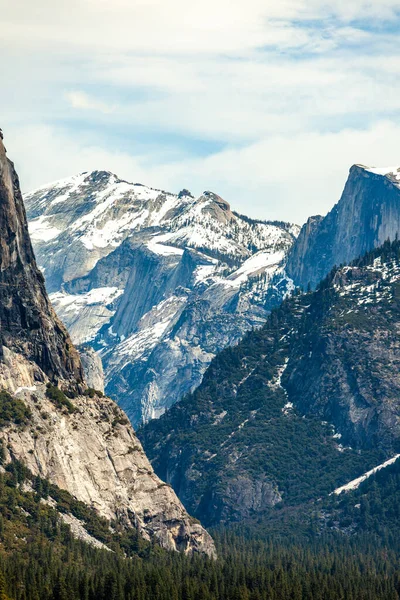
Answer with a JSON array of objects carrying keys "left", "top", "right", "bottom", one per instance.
[{"left": 25, "top": 171, "right": 299, "bottom": 426}]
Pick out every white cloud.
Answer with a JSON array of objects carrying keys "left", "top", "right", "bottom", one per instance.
[
  {"left": 2, "top": 0, "right": 400, "bottom": 223},
  {"left": 66, "top": 91, "right": 115, "bottom": 114}
]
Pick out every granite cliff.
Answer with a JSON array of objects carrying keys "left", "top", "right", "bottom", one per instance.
[
  {"left": 0, "top": 136, "right": 215, "bottom": 556},
  {"left": 287, "top": 165, "right": 400, "bottom": 289},
  {"left": 0, "top": 136, "right": 83, "bottom": 391}
]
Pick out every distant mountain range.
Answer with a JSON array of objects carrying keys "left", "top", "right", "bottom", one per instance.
[
  {"left": 25, "top": 163, "right": 400, "bottom": 428},
  {"left": 25, "top": 172, "right": 298, "bottom": 425},
  {"left": 4, "top": 132, "right": 400, "bottom": 550},
  {"left": 1, "top": 133, "right": 400, "bottom": 600}
]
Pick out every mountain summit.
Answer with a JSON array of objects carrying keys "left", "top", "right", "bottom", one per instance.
[{"left": 287, "top": 164, "right": 400, "bottom": 289}]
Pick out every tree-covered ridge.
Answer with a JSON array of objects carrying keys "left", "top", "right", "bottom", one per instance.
[
  {"left": 140, "top": 240, "right": 400, "bottom": 526},
  {"left": 324, "top": 453, "right": 400, "bottom": 537}
]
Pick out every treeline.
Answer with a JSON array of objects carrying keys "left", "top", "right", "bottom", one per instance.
[{"left": 2, "top": 526, "right": 400, "bottom": 600}]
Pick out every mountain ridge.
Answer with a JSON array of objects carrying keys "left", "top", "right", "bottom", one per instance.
[
  {"left": 287, "top": 163, "right": 400, "bottom": 288},
  {"left": 140, "top": 239, "right": 400, "bottom": 526}
]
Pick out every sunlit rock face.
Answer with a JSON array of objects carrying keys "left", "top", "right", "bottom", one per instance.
[{"left": 0, "top": 138, "right": 215, "bottom": 557}]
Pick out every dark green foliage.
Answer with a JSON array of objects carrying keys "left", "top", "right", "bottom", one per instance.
[
  {"left": 0, "top": 391, "right": 31, "bottom": 428},
  {"left": 325, "top": 455, "right": 400, "bottom": 537},
  {"left": 0, "top": 456, "right": 399, "bottom": 599},
  {"left": 140, "top": 240, "right": 400, "bottom": 526},
  {"left": 139, "top": 291, "right": 383, "bottom": 524},
  {"left": 1, "top": 469, "right": 400, "bottom": 600},
  {"left": 45, "top": 384, "right": 76, "bottom": 414}
]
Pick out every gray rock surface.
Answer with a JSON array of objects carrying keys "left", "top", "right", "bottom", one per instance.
[
  {"left": 79, "top": 346, "right": 105, "bottom": 393},
  {"left": 287, "top": 165, "right": 400, "bottom": 289},
  {"left": 0, "top": 136, "right": 83, "bottom": 389},
  {"left": 25, "top": 172, "right": 299, "bottom": 426},
  {"left": 3, "top": 385, "right": 215, "bottom": 556}
]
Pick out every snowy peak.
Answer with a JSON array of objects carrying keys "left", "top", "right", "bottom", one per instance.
[
  {"left": 25, "top": 169, "right": 299, "bottom": 425},
  {"left": 357, "top": 164, "right": 400, "bottom": 185}
]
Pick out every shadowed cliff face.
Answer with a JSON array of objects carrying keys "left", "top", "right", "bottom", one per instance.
[
  {"left": 0, "top": 138, "right": 83, "bottom": 387},
  {"left": 287, "top": 165, "right": 400, "bottom": 289}
]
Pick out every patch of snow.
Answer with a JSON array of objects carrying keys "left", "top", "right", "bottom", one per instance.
[
  {"left": 333, "top": 454, "right": 400, "bottom": 495},
  {"left": 29, "top": 216, "right": 62, "bottom": 242},
  {"left": 364, "top": 165, "right": 400, "bottom": 182},
  {"left": 224, "top": 250, "right": 285, "bottom": 288},
  {"left": 147, "top": 233, "right": 184, "bottom": 256},
  {"left": 107, "top": 295, "right": 187, "bottom": 366},
  {"left": 282, "top": 402, "right": 293, "bottom": 415},
  {"left": 194, "top": 264, "right": 218, "bottom": 283},
  {"left": 50, "top": 287, "right": 124, "bottom": 314}
]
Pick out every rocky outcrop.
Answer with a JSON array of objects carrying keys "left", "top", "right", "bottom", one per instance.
[
  {"left": 284, "top": 254, "right": 400, "bottom": 451},
  {"left": 25, "top": 171, "right": 298, "bottom": 426},
  {"left": 287, "top": 165, "right": 400, "bottom": 289},
  {"left": 0, "top": 137, "right": 83, "bottom": 388},
  {"left": 0, "top": 136, "right": 215, "bottom": 557},
  {"left": 79, "top": 346, "right": 105, "bottom": 392}
]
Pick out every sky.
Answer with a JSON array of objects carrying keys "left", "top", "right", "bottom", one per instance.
[{"left": 1, "top": 0, "right": 400, "bottom": 224}]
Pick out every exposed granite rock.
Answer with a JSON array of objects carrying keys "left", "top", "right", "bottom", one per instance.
[
  {"left": 0, "top": 136, "right": 215, "bottom": 557},
  {"left": 25, "top": 172, "right": 298, "bottom": 426},
  {"left": 79, "top": 346, "right": 105, "bottom": 393},
  {"left": 284, "top": 258, "right": 400, "bottom": 451},
  {"left": 287, "top": 165, "right": 400, "bottom": 289},
  {"left": 2, "top": 385, "right": 215, "bottom": 556},
  {"left": 59, "top": 513, "right": 112, "bottom": 551}
]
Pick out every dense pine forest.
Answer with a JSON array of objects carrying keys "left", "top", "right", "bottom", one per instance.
[{"left": 0, "top": 454, "right": 400, "bottom": 600}]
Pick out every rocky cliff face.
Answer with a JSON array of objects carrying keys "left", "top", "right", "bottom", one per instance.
[
  {"left": 140, "top": 241, "right": 400, "bottom": 526},
  {"left": 0, "top": 137, "right": 83, "bottom": 390},
  {"left": 3, "top": 385, "right": 215, "bottom": 555},
  {"left": 0, "top": 138, "right": 215, "bottom": 557},
  {"left": 287, "top": 165, "right": 400, "bottom": 289},
  {"left": 284, "top": 245, "right": 400, "bottom": 452},
  {"left": 25, "top": 172, "right": 299, "bottom": 426}
]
